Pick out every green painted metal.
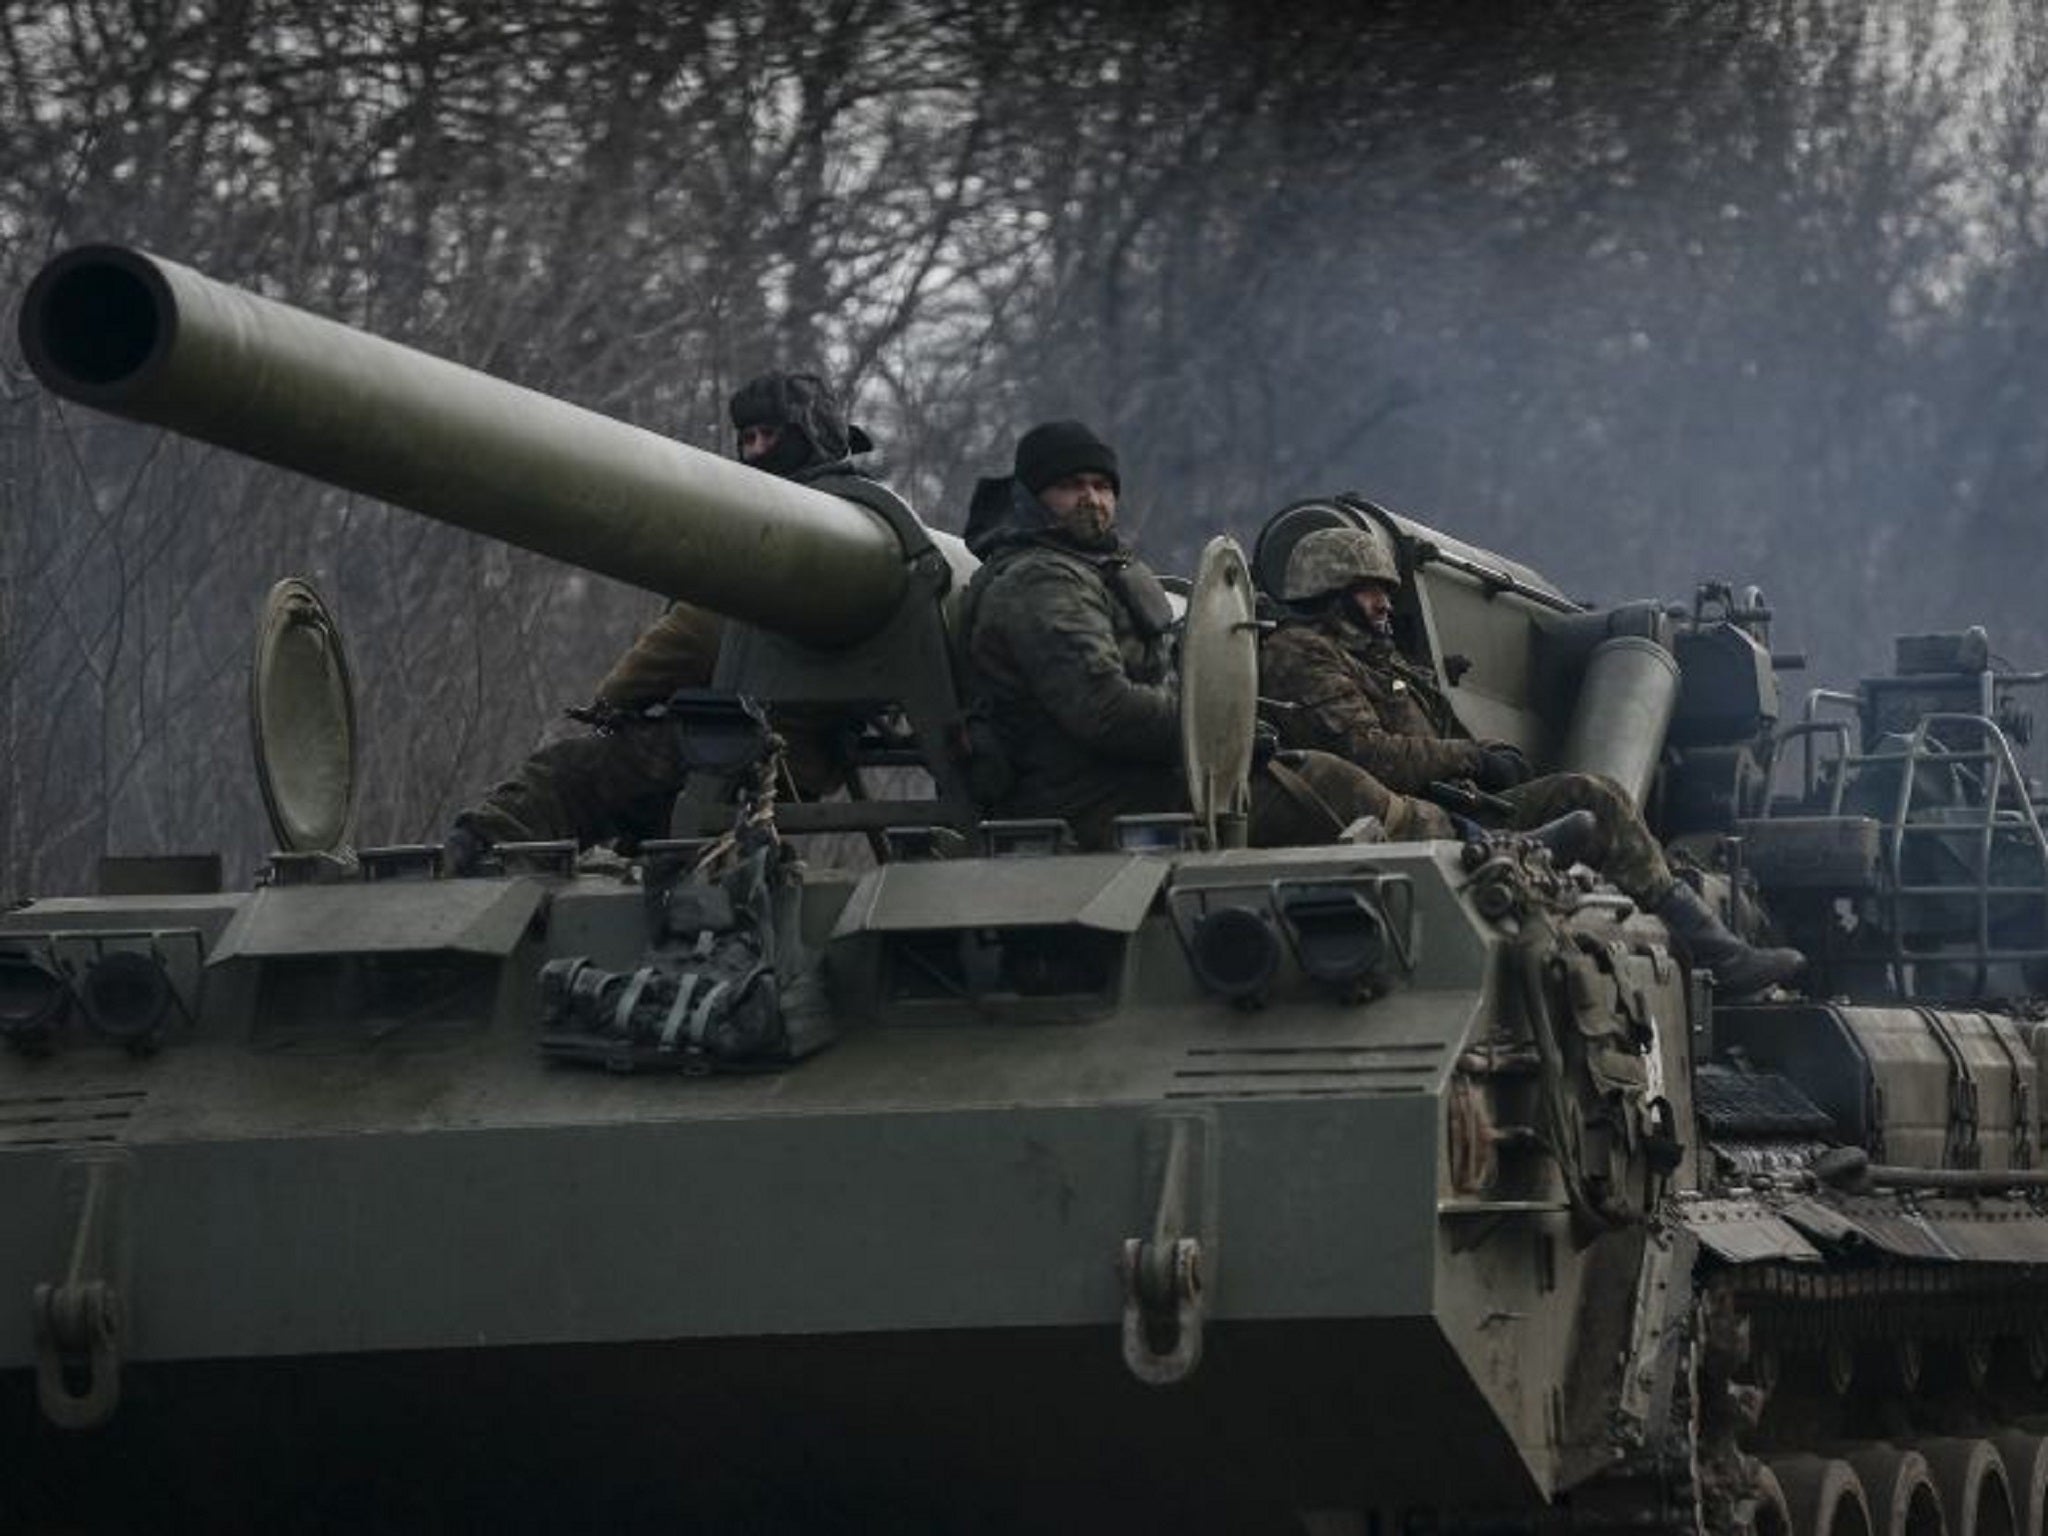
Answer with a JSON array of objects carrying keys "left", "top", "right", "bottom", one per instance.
[
  {"left": 832, "top": 853, "right": 1168, "bottom": 935},
  {"left": 249, "top": 578, "right": 358, "bottom": 854},
  {"left": 17, "top": 246, "right": 909, "bottom": 644},
  {"left": 13, "top": 245, "right": 1944, "bottom": 1531}
]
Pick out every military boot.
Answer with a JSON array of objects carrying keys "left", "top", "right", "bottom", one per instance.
[{"left": 1651, "top": 881, "right": 1805, "bottom": 998}]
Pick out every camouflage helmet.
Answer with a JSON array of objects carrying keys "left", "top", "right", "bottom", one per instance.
[{"left": 1282, "top": 525, "right": 1399, "bottom": 602}]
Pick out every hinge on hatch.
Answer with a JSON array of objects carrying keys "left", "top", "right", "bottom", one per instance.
[
  {"left": 1119, "top": 1111, "right": 1216, "bottom": 1386},
  {"left": 34, "top": 1149, "right": 131, "bottom": 1429}
]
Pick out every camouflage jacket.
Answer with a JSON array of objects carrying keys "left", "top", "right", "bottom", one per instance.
[
  {"left": 962, "top": 535, "right": 1180, "bottom": 848},
  {"left": 1260, "top": 609, "right": 1484, "bottom": 795},
  {"left": 596, "top": 600, "right": 725, "bottom": 709},
  {"left": 594, "top": 463, "right": 885, "bottom": 709},
  {"left": 587, "top": 467, "right": 906, "bottom": 799}
]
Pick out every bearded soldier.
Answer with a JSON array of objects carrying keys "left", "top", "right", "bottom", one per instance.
[
  {"left": 961, "top": 421, "right": 1461, "bottom": 850},
  {"left": 447, "top": 372, "right": 880, "bottom": 868},
  {"left": 1260, "top": 523, "right": 1804, "bottom": 995}
]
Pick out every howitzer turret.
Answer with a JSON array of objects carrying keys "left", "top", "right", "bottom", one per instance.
[
  {"left": 19, "top": 245, "right": 922, "bottom": 646},
  {"left": 20, "top": 243, "right": 983, "bottom": 838}
]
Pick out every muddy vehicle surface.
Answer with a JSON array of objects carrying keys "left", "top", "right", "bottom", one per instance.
[{"left": 8, "top": 247, "right": 2048, "bottom": 1535}]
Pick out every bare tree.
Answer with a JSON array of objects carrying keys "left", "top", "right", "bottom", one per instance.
[{"left": 6, "top": 0, "right": 2047, "bottom": 893}]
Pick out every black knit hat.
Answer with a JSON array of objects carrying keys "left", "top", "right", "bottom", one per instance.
[{"left": 1013, "top": 419, "right": 1119, "bottom": 496}]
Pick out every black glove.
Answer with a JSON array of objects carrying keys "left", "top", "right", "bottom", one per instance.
[
  {"left": 444, "top": 824, "right": 491, "bottom": 878},
  {"left": 1251, "top": 719, "right": 1281, "bottom": 769},
  {"left": 1474, "top": 743, "right": 1532, "bottom": 793}
]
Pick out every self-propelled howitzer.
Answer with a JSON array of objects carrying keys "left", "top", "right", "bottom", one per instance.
[{"left": 14, "top": 251, "right": 2048, "bottom": 1536}]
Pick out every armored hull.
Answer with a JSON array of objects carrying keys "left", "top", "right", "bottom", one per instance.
[{"left": 3, "top": 843, "right": 1642, "bottom": 1531}]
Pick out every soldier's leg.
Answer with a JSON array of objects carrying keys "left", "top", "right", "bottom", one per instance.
[
  {"left": 1501, "top": 773, "right": 1802, "bottom": 994},
  {"left": 1499, "top": 772, "right": 1675, "bottom": 906},
  {"left": 1250, "top": 750, "right": 1455, "bottom": 847},
  {"left": 455, "top": 726, "right": 686, "bottom": 849}
]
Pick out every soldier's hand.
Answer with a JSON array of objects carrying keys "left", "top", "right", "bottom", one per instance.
[
  {"left": 443, "top": 825, "right": 491, "bottom": 877},
  {"left": 1475, "top": 743, "right": 1533, "bottom": 792},
  {"left": 1251, "top": 719, "right": 1281, "bottom": 769}
]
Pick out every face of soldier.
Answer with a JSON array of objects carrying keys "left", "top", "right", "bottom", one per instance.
[
  {"left": 738, "top": 424, "right": 782, "bottom": 465},
  {"left": 1347, "top": 580, "right": 1395, "bottom": 638},
  {"left": 1037, "top": 471, "right": 1118, "bottom": 544}
]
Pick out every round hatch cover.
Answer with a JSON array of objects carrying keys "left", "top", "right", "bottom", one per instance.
[
  {"left": 250, "top": 577, "right": 358, "bottom": 855},
  {"left": 1180, "top": 536, "right": 1258, "bottom": 846}
]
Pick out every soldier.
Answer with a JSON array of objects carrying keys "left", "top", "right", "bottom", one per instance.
[
  {"left": 1262, "top": 523, "right": 1804, "bottom": 995},
  {"left": 961, "top": 420, "right": 1458, "bottom": 850},
  {"left": 446, "top": 372, "right": 877, "bottom": 869}
]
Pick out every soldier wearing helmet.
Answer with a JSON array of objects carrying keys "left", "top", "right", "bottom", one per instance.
[
  {"left": 1262, "top": 523, "right": 1803, "bottom": 996},
  {"left": 1270, "top": 525, "right": 1519, "bottom": 793},
  {"left": 446, "top": 372, "right": 882, "bottom": 867},
  {"left": 960, "top": 423, "right": 1456, "bottom": 849}
]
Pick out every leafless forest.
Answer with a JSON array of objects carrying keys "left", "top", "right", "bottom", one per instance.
[{"left": 4, "top": 0, "right": 2046, "bottom": 894}]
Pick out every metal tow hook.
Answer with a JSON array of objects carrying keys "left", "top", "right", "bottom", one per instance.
[
  {"left": 34, "top": 1156, "right": 126, "bottom": 1429},
  {"left": 1119, "top": 1114, "right": 1212, "bottom": 1385},
  {"left": 1119, "top": 1233, "right": 1205, "bottom": 1385}
]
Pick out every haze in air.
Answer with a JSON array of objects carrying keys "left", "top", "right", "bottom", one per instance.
[{"left": 3, "top": 0, "right": 2042, "bottom": 890}]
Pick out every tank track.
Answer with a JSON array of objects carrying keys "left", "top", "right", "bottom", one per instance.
[
  {"left": 1718, "top": 1257, "right": 2048, "bottom": 1536},
  {"left": 1501, "top": 1250, "right": 2048, "bottom": 1536}
]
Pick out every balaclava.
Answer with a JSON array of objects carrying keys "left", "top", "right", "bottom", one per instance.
[{"left": 728, "top": 372, "right": 873, "bottom": 478}]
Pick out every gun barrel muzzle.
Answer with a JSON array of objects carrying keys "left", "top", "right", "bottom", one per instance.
[{"left": 18, "top": 245, "right": 910, "bottom": 645}]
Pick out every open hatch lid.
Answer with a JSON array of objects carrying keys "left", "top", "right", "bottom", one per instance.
[
  {"left": 210, "top": 877, "right": 545, "bottom": 962},
  {"left": 250, "top": 577, "right": 359, "bottom": 856},
  {"left": 1179, "top": 536, "right": 1257, "bottom": 847},
  {"left": 832, "top": 854, "right": 1166, "bottom": 938}
]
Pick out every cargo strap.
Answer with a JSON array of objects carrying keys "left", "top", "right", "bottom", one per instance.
[
  {"left": 1514, "top": 908, "right": 1679, "bottom": 1239},
  {"left": 538, "top": 716, "right": 836, "bottom": 1074},
  {"left": 1915, "top": 1005, "right": 1982, "bottom": 1169},
  {"left": 1261, "top": 754, "right": 1350, "bottom": 840},
  {"left": 1987, "top": 1013, "right": 2036, "bottom": 1169}
]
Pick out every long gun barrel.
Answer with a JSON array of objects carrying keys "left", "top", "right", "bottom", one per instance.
[{"left": 17, "top": 245, "right": 910, "bottom": 646}]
